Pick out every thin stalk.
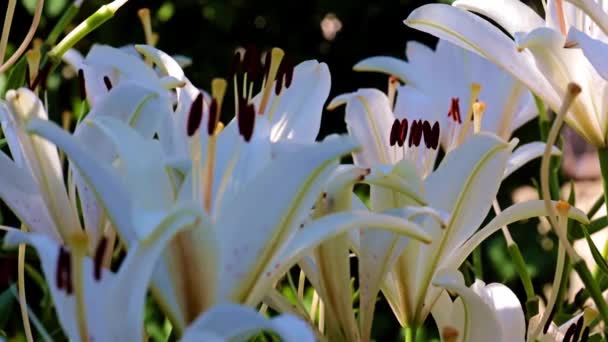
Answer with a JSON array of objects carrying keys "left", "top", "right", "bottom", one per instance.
[
  {"left": 0, "top": 0, "right": 43, "bottom": 74},
  {"left": 46, "top": 2, "right": 82, "bottom": 46},
  {"left": 404, "top": 326, "right": 416, "bottom": 342},
  {"left": 0, "top": 0, "right": 17, "bottom": 65},
  {"left": 47, "top": 0, "right": 128, "bottom": 64}
]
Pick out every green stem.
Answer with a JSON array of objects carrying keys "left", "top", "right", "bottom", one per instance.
[
  {"left": 535, "top": 94, "right": 550, "bottom": 141},
  {"left": 572, "top": 260, "right": 608, "bottom": 327},
  {"left": 472, "top": 248, "right": 483, "bottom": 279},
  {"left": 46, "top": 2, "right": 81, "bottom": 46},
  {"left": 508, "top": 244, "right": 534, "bottom": 299},
  {"left": 404, "top": 326, "right": 416, "bottom": 342},
  {"left": 588, "top": 194, "right": 605, "bottom": 219},
  {"left": 598, "top": 147, "right": 608, "bottom": 219},
  {"left": 47, "top": 0, "right": 126, "bottom": 64},
  {"left": 598, "top": 148, "right": 608, "bottom": 275}
]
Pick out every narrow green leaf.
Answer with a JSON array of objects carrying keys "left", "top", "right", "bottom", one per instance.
[
  {"left": 3, "top": 58, "right": 27, "bottom": 98},
  {"left": 582, "top": 225, "right": 608, "bottom": 275}
]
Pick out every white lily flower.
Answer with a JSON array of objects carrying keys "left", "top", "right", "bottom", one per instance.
[
  {"left": 3, "top": 223, "right": 316, "bottom": 341},
  {"left": 431, "top": 270, "right": 525, "bottom": 342},
  {"left": 2, "top": 201, "right": 202, "bottom": 341},
  {"left": 26, "top": 69, "right": 432, "bottom": 336},
  {"left": 354, "top": 39, "right": 537, "bottom": 143},
  {"left": 404, "top": 0, "right": 608, "bottom": 147},
  {"left": 328, "top": 88, "right": 588, "bottom": 340}
]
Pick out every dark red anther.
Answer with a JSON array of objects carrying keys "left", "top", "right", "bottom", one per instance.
[
  {"left": 56, "top": 247, "right": 73, "bottom": 294},
  {"left": 409, "top": 120, "right": 423, "bottom": 147},
  {"left": 398, "top": 118, "right": 408, "bottom": 147},
  {"left": 243, "top": 45, "right": 260, "bottom": 80},
  {"left": 228, "top": 51, "right": 243, "bottom": 80},
  {"left": 430, "top": 122, "right": 440, "bottom": 149},
  {"left": 207, "top": 99, "right": 218, "bottom": 136},
  {"left": 241, "top": 102, "right": 256, "bottom": 142},
  {"left": 543, "top": 310, "right": 555, "bottom": 334},
  {"left": 389, "top": 119, "right": 400, "bottom": 146},
  {"left": 447, "top": 97, "right": 461, "bottom": 124},
  {"left": 78, "top": 69, "right": 86, "bottom": 101},
  {"left": 25, "top": 65, "right": 31, "bottom": 89},
  {"left": 29, "top": 63, "right": 51, "bottom": 91},
  {"left": 562, "top": 322, "right": 576, "bottom": 342},
  {"left": 275, "top": 65, "right": 285, "bottom": 95},
  {"left": 187, "top": 93, "right": 204, "bottom": 137},
  {"left": 283, "top": 57, "right": 294, "bottom": 89},
  {"left": 56, "top": 247, "right": 67, "bottom": 290},
  {"left": 422, "top": 121, "right": 433, "bottom": 149},
  {"left": 103, "top": 76, "right": 113, "bottom": 91},
  {"left": 237, "top": 97, "right": 256, "bottom": 142},
  {"left": 580, "top": 327, "right": 590, "bottom": 342},
  {"left": 93, "top": 237, "right": 108, "bottom": 281},
  {"left": 572, "top": 315, "right": 584, "bottom": 342}
]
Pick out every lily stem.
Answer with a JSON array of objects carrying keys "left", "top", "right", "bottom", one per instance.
[
  {"left": 508, "top": 243, "right": 534, "bottom": 298},
  {"left": 598, "top": 147, "right": 608, "bottom": 222},
  {"left": 404, "top": 325, "right": 416, "bottom": 342},
  {"left": 572, "top": 260, "right": 608, "bottom": 326}
]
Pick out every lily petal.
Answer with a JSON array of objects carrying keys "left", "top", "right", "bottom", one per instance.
[
  {"left": 503, "top": 142, "right": 561, "bottom": 179},
  {"left": 3, "top": 202, "right": 202, "bottom": 342},
  {"left": 181, "top": 303, "right": 315, "bottom": 342},
  {"left": 2, "top": 89, "right": 81, "bottom": 238},
  {"left": 353, "top": 56, "right": 413, "bottom": 83},
  {"left": 26, "top": 118, "right": 137, "bottom": 243},
  {"left": 444, "top": 200, "right": 589, "bottom": 273},
  {"left": 341, "top": 89, "right": 395, "bottom": 166},
  {"left": 566, "top": 27, "right": 608, "bottom": 80},
  {"left": 433, "top": 271, "right": 523, "bottom": 342},
  {"left": 453, "top": 0, "right": 545, "bottom": 36},
  {"left": 217, "top": 136, "right": 357, "bottom": 303},
  {"left": 404, "top": 4, "right": 562, "bottom": 111}
]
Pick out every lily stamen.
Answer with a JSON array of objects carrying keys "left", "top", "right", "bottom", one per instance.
[
  {"left": 456, "top": 83, "right": 482, "bottom": 146},
  {"left": 258, "top": 48, "right": 285, "bottom": 114},
  {"left": 387, "top": 76, "right": 399, "bottom": 109},
  {"left": 442, "top": 326, "right": 459, "bottom": 342},
  {"left": 103, "top": 76, "right": 112, "bottom": 91},
  {"left": 202, "top": 79, "right": 227, "bottom": 213},
  {"left": 93, "top": 236, "right": 108, "bottom": 281},
  {"left": 472, "top": 100, "right": 486, "bottom": 134},
  {"left": 446, "top": 97, "right": 462, "bottom": 149},
  {"left": 67, "top": 231, "right": 90, "bottom": 342},
  {"left": 137, "top": 8, "right": 158, "bottom": 48}
]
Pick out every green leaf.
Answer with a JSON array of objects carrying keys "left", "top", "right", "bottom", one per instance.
[
  {"left": 0, "top": 284, "right": 16, "bottom": 329},
  {"left": 571, "top": 216, "right": 608, "bottom": 240},
  {"left": 582, "top": 224, "right": 608, "bottom": 275},
  {"left": 3, "top": 58, "right": 27, "bottom": 98}
]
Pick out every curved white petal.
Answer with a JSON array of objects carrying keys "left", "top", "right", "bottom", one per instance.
[
  {"left": 265, "top": 60, "right": 331, "bottom": 142},
  {"left": 341, "top": 88, "right": 395, "bottom": 166},
  {"left": 404, "top": 4, "right": 561, "bottom": 112},
  {"left": 503, "top": 142, "right": 561, "bottom": 179},
  {"left": 26, "top": 118, "right": 137, "bottom": 243},
  {"left": 353, "top": 56, "right": 413, "bottom": 83},
  {"left": 433, "top": 271, "right": 505, "bottom": 342},
  {"left": 3, "top": 202, "right": 201, "bottom": 342},
  {"left": 566, "top": 27, "right": 608, "bottom": 80},
  {"left": 453, "top": 0, "right": 545, "bottom": 36},
  {"left": 181, "top": 303, "right": 315, "bottom": 342},
  {"left": 217, "top": 136, "right": 357, "bottom": 302},
  {"left": 444, "top": 200, "right": 589, "bottom": 272}
]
